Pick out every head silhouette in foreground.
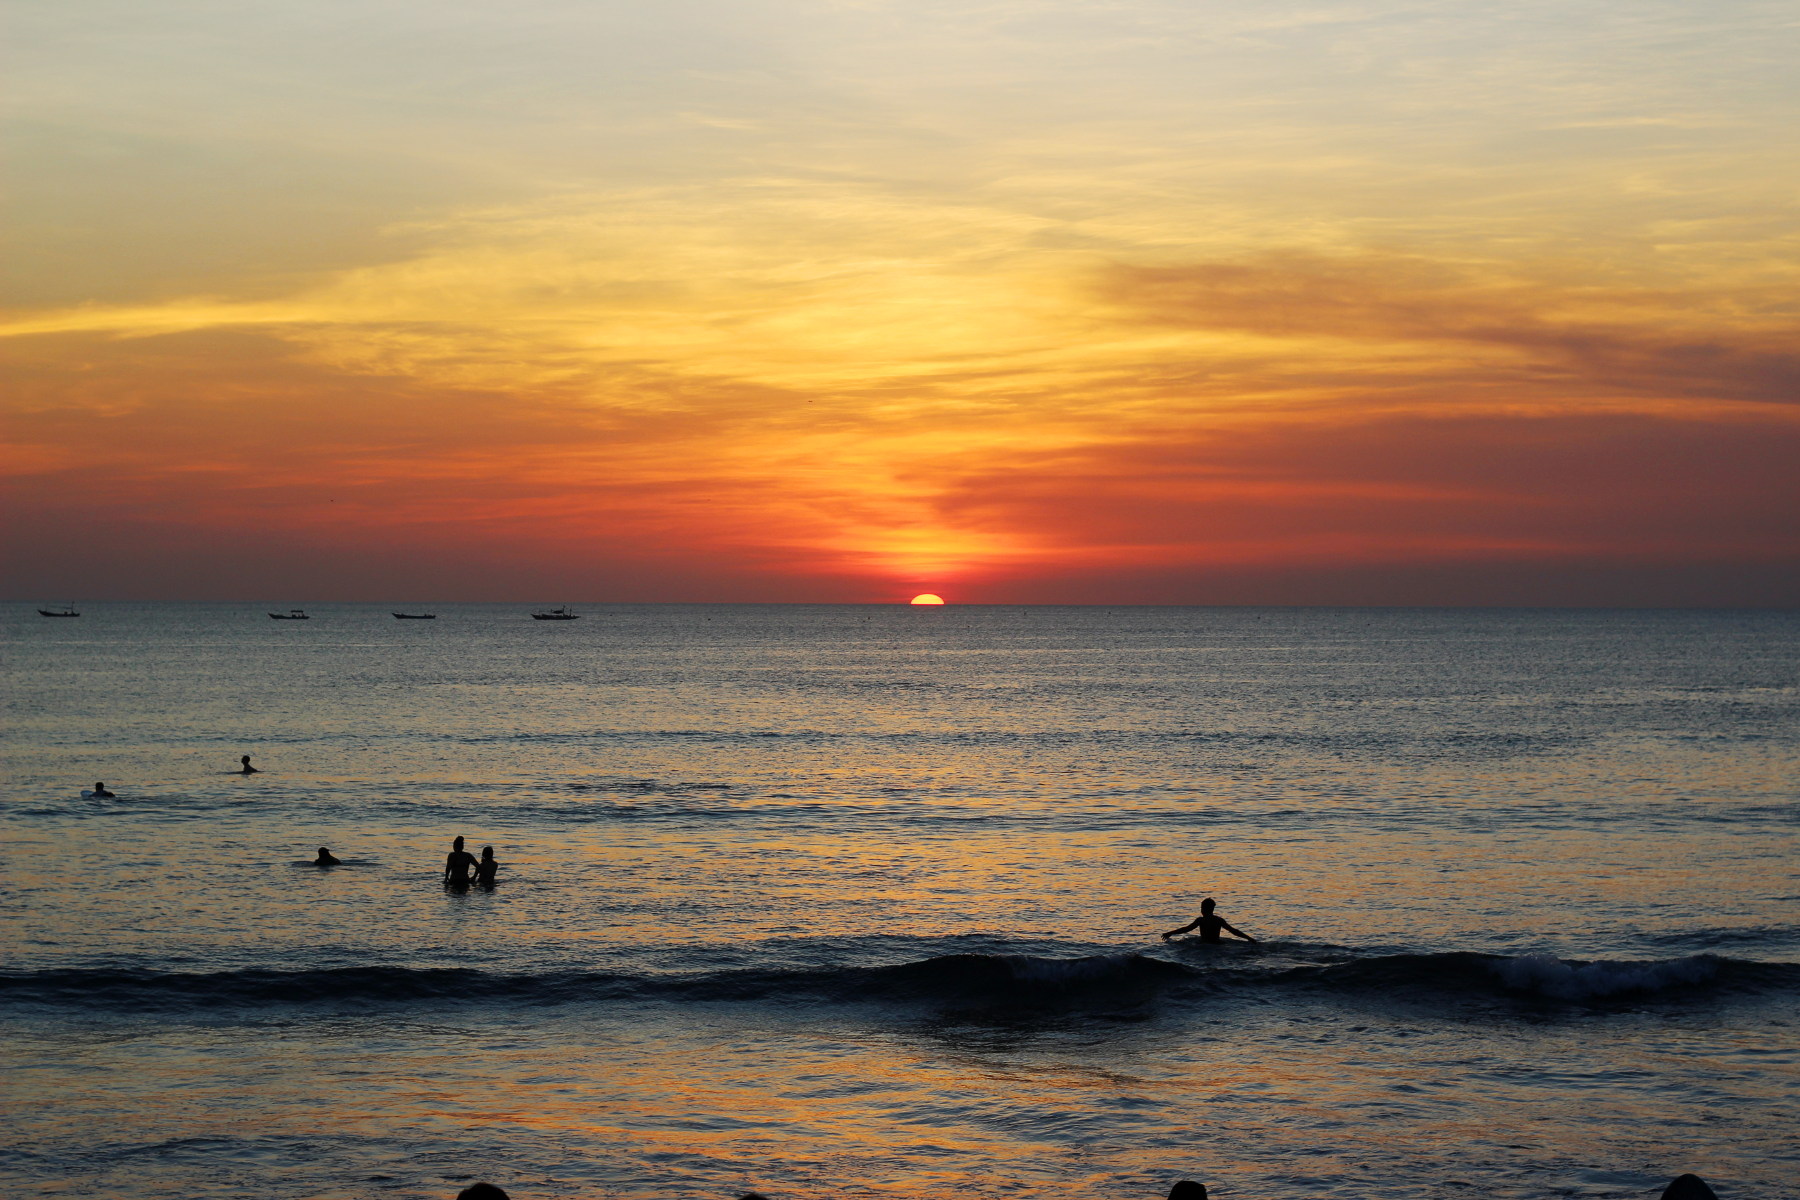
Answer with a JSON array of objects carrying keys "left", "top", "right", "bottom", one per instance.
[
  {"left": 443, "top": 1172, "right": 1714, "bottom": 1199},
  {"left": 1162, "top": 897, "right": 1258, "bottom": 943},
  {"left": 1159, "top": 1177, "right": 1710, "bottom": 1200},
  {"left": 1661, "top": 1175, "right": 1719, "bottom": 1200}
]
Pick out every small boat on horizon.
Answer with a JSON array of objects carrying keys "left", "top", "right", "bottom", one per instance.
[
  {"left": 269, "top": 609, "right": 310, "bottom": 620},
  {"left": 393, "top": 612, "right": 437, "bottom": 619},
  {"left": 531, "top": 605, "right": 580, "bottom": 620},
  {"left": 38, "top": 603, "right": 80, "bottom": 617}
]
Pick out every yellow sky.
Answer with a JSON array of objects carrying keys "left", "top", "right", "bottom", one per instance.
[{"left": 5, "top": 0, "right": 1797, "bottom": 601}]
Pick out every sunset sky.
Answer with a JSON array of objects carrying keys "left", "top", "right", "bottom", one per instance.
[{"left": 5, "top": 0, "right": 1797, "bottom": 603}]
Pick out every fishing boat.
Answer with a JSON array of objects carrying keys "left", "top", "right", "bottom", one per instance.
[
  {"left": 37, "top": 603, "right": 80, "bottom": 617},
  {"left": 530, "top": 605, "right": 580, "bottom": 620},
  {"left": 392, "top": 612, "right": 437, "bottom": 619},
  {"left": 269, "top": 609, "right": 310, "bottom": 620}
]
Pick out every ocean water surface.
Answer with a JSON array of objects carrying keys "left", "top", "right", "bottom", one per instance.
[{"left": 2, "top": 604, "right": 1796, "bottom": 1199}]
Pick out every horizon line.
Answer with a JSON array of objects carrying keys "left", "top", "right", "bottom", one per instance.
[{"left": 11, "top": 600, "right": 1799, "bottom": 611}]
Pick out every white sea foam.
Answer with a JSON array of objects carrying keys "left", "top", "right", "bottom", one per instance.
[
  {"left": 1493, "top": 953, "right": 1719, "bottom": 999},
  {"left": 1004, "top": 953, "right": 1140, "bottom": 982}
]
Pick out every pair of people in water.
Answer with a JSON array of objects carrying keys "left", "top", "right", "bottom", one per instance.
[
  {"left": 312, "top": 838, "right": 499, "bottom": 882},
  {"left": 444, "top": 835, "right": 499, "bottom": 888}
]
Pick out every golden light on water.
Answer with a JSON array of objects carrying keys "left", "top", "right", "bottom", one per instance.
[{"left": 910, "top": 594, "right": 946, "bottom": 605}]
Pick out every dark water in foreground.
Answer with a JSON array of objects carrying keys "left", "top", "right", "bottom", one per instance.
[{"left": 2, "top": 604, "right": 1796, "bottom": 1199}]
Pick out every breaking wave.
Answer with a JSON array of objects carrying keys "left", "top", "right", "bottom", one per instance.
[
  {"left": 1488, "top": 953, "right": 1725, "bottom": 999},
  {"left": 2, "top": 949, "right": 1791, "bottom": 1015},
  {"left": 1290, "top": 950, "right": 1790, "bottom": 1002}
]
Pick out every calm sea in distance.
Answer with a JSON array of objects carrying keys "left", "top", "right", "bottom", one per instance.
[{"left": 2, "top": 603, "right": 1796, "bottom": 1200}]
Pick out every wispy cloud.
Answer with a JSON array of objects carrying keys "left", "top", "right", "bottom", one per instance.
[{"left": 4, "top": 0, "right": 1797, "bottom": 600}]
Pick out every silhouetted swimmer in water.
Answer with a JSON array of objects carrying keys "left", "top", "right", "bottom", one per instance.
[
  {"left": 313, "top": 847, "right": 340, "bottom": 866},
  {"left": 89, "top": 782, "right": 115, "bottom": 799},
  {"left": 1162, "top": 897, "right": 1257, "bottom": 943},
  {"left": 443, "top": 835, "right": 477, "bottom": 887},
  {"left": 238, "top": 755, "right": 260, "bottom": 774},
  {"left": 1167, "top": 1182, "right": 1209, "bottom": 1200},
  {"left": 474, "top": 845, "right": 499, "bottom": 887}
]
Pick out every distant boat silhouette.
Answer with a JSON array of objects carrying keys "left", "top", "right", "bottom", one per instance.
[
  {"left": 531, "top": 605, "right": 580, "bottom": 620},
  {"left": 269, "top": 609, "right": 310, "bottom": 620},
  {"left": 392, "top": 612, "right": 437, "bottom": 619},
  {"left": 38, "top": 603, "right": 80, "bottom": 617}
]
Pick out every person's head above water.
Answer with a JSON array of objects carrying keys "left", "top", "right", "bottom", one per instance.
[
  {"left": 481, "top": 845, "right": 494, "bottom": 859},
  {"left": 453, "top": 835, "right": 465, "bottom": 850},
  {"left": 1200, "top": 898, "right": 1216, "bottom": 915},
  {"left": 317, "top": 847, "right": 332, "bottom": 857}
]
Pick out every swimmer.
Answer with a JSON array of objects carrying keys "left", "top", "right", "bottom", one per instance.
[
  {"left": 314, "top": 847, "right": 341, "bottom": 866},
  {"left": 443, "top": 835, "right": 478, "bottom": 887},
  {"left": 239, "top": 755, "right": 260, "bottom": 774},
  {"left": 474, "top": 845, "right": 499, "bottom": 887},
  {"left": 1161, "top": 897, "right": 1257, "bottom": 944},
  {"left": 90, "top": 782, "right": 116, "bottom": 799}
]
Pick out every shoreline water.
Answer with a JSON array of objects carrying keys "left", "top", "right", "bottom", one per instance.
[{"left": 4, "top": 605, "right": 1794, "bottom": 1198}]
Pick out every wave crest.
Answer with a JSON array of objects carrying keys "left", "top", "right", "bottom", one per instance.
[
  {"left": 1491, "top": 953, "right": 1721, "bottom": 999},
  {"left": 2, "top": 949, "right": 1790, "bottom": 1014}
]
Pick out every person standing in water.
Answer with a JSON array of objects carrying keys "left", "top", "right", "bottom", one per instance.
[
  {"left": 1162, "top": 897, "right": 1258, "bottom": 943},
  {"left": 443, "top": 836, "right": 478, "bottom": 887},
  {"left": 239, "top": 755, "right": 260, "bottom": 774},
  {"left": 473, "top": 845, "right": 499, "bottom": 888}
]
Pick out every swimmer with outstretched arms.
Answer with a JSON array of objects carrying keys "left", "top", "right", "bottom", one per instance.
[
  {"left": 314, "top": 847, "right": 340, "bottom": 866},
  {"left": 1161, "top": 897, "right": 1257, "bottom": 944}
]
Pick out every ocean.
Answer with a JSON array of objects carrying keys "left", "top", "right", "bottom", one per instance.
[{"left": 2, "top": 604, "right": 1795, "bottom": 1200}]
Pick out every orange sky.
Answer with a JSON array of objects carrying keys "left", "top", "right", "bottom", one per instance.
[{"left": 5, "top": 0, "right": 1797, "bottom": 603}]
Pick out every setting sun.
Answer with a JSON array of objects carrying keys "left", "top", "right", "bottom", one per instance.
[
  {"left": 909, "top": 594, "right": 946, "bottom": 605},
  {"left": 4, "top": 0, "right": 1794, "bottom": 610}
]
